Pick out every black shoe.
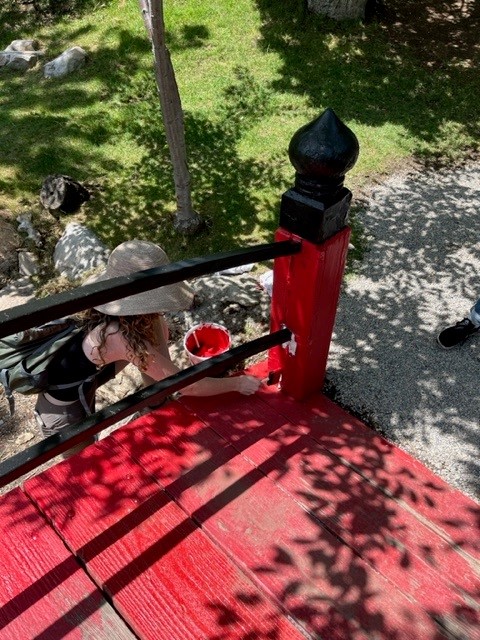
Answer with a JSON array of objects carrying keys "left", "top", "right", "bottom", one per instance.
[{"left": 437, "top": 318, "right": 480, "bottom": 349}]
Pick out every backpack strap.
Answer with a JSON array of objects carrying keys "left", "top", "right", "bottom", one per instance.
[
  {"left": 0, "top": 368, "right": 94, "bottom": 417},
  {"left": 39, "top": 373, "right": 100, "bottom": 415},
  {"left": 78, "top": 375, "right": 98, "bottom": 415}
]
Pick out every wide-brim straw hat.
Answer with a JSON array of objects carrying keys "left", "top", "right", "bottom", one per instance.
[{"left": 86, "top": 240, "right": 194, "bottom": 316}]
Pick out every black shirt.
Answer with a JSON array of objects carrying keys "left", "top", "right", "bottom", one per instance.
[{"left": 47, "top": 330, "right": 100, "bottom": 401}]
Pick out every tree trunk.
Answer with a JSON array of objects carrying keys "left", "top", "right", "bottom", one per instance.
[
  {"left": 139, "top": 0, "right": 203, "bottom": 234},
  {"left": 307, "top": 0, "right": 366, "bottom": 20}
]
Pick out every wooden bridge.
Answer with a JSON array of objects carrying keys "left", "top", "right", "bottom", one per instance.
[
  {"left": 1, "top": 109, "right": 479, "bottom": 639},
  {"left": 1, "top": 360, "right": 479, "bottom": 639}
]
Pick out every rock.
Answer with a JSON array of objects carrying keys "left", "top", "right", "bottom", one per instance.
[
  {"left": 1, "top": 40, "right": 44, "bottom": 72},
  {"left": 54, "top": 222, "right": 109, "bottom": 281},
  {"left": 17, "top": 213, "right": 42, "bottom": 246},
  {"left": 40, "top": 175, "right": 90, "bottom": 213},
  {"left": 15, "top": 431, "right": 35, "bottom": 446},
  {"left": 216, "top": 263, "right": 254, "bottom": 275},
  {"left": 0, "top": 51, "right": 40, "bottom": 71},
  {"left": 193, "top": 274, "right": 266, "bottom": 310},
  {"left": 259, "top": 269, "right": 274, "bottom": 297},
  {"left": 18, "top": 250, "right": 39, "bottom": 277},
  {"left": 44, "top": 46, "right": 87, "bottom": 78},
  {"left": 5, "top": 39, "right": 40, "bottom": 52}
]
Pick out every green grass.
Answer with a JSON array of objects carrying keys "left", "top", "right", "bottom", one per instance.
[{"left": 0, "top": 0, "right": 478, "bottom": 264}]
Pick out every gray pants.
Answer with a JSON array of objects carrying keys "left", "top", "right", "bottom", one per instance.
[
  {"left": 34, "top": 366, "right": 158, "bottom": 437},
  {"left": 34, "top": 391, "right": 95, "bottom": 437},
  {"left": 34, "top": 391, "right": 97, "bottom": 458}
]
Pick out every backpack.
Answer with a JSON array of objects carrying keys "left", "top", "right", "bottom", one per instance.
[{"left": 0, "top": 317, "right": 94, "bottom": 415}]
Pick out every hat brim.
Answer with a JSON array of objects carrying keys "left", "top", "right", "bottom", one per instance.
[{"left": 85, "top": 270, "right": 194, "bottom": 315}]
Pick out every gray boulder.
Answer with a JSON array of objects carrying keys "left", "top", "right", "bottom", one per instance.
[
  {"left": 44, "top": 46, "right": 87, "bottom": 78},
  {"left": 0, "top": 52, "right": 40, "bottom": 71},
  {"left": 5, "top": 39, "right": 40, "bottom": 52},
  {"left": 1, "top": 40, "right": 43, "bottom": 72},
  {"left": 54, "top": 223, "right": 109, "bottom": 281}
]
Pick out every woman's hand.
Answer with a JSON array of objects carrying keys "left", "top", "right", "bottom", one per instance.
[{"left": 233, "top": 375, "right": 263, "bottom": 395}]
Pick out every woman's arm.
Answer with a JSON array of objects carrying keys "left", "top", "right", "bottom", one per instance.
[
  {"left": 182, "top": 371, "right": 262, "bottom": 396},
  {"left": 87, "top": 325, "right": 262, "bottom": 397},
  {"left": 143, "top": 350, "right": 262, "bottom": 397}
]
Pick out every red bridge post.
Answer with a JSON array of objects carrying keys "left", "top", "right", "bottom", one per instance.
[{"left": 268, "top": 108, "right": 359, "bottom": 400}]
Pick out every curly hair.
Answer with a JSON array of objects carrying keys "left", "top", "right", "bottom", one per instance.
[{"left": 80, "top": 309, "right": 162, "bottom": 371}]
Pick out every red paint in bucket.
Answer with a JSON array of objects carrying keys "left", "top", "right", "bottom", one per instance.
[{"left": 184, "top": 323, "right": 231, "bottom": 364}]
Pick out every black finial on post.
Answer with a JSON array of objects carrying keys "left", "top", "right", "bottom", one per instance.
[{"left": 280, "top": 108, "right": 359, "bottom": 243}]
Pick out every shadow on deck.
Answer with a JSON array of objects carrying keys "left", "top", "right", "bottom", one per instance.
[{"left": 0, "top": 361, "right": 479, "bottom": 640}]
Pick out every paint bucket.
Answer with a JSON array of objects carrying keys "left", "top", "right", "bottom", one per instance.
[{"left": 184, "top": 322, "right": 231, "bottom": 365}]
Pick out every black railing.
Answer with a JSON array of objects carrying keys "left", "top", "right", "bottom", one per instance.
[
  {"left": 0, "top": 240, "right": 301, "bottom": 489},
  {"left": 0, "top": 241, "right": 301, "bottom": 337},
  {"left": 0, "top": 329, "right": 291, "bottom": 488}
]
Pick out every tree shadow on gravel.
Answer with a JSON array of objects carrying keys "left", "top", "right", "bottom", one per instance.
[{"left": 327, "top": 165, "right": 480, "bottom": 499}]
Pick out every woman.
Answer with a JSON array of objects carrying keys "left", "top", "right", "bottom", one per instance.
[{"left": 34, "top": 240, "right": 262, "bottom": 440}]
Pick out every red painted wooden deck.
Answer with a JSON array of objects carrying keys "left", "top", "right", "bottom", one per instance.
[{"left": 0, "top": 361, "right": 479, "bottom": 639}]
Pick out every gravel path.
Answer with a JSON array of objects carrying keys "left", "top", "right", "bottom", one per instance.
[{"left": 328, "top": 163, "right": 480, "bottom": 501}]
